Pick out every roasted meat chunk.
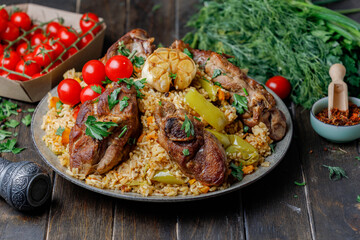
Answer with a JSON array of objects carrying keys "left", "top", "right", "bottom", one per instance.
[
  {"left": 102, "top": 28, "right": 155, "bottom": 64},
  {"left": 170, "top": 40, "right": 287, "bottom": 141},
  {"left": 69, "top": 82, "right": 141, "bottom": 175},
  {"left": 155, "top": 101, "right": 228, "bottom": 186}
]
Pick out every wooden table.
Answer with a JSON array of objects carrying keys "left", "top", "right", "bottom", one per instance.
[{"left": 1, "top": 0, "right": 360, "bottom": 239}]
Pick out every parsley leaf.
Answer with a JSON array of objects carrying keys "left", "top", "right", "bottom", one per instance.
[
  {"left": 56, "top": 127, "right": 65, "bottom": 136},
  {"left": 183, "top": 148, "right": 190, "bottom": 156},
  {"left": 22, "top": 114, "right": 32, "bottom": 126},
  {"left": 212, "top": 69, "right": 222, "bottom": 79},
  {"left": 5, "top": 119, "right": 19, "bottom": 128},
  {"left": 119, "top": 96, "right": 129, "bottom": 111},
  {"left": 0, "top": 129, "right": 12, "bottom": 140},
  {"left": 159, "top": 101, "right": 162, "bottom": 106},
  {"left": 56, "top": 101, "right": 63, "bottom": 112},
  {"left": 118, "top": 78, "right": 147, "bottom": 98},
  {"left": 183, "top": 48, "right": 193, "bottom": 59},
  {"left": 243, "top": 126, "right": 249, "bottom": 133},
  {"left": 181, "top": 114, "right": 195, "bottom": 138},
  {"left": 0, "top": 139, "right": 25, "bottom": 154},
  {"left": 213, "top": 81, "right": 223, "bottom": 88},
  {"left": 118, "top": 125, "right": 128, "bottom": 138},
  {"left": 24, "top": 108, "right": 35, "bottom": 113},
  {"left": 91, "top": 85, "right": 103, "bottom": 94},
  {"left": 108, "top": 88, "right": 121, "bottom": 111},
  {"left": 355, "top": 156, "right": 360, "bottom": 161},
  {"left": 294, "top": 181, "right": 306, "bottom": 186},
  {"left": 230, "top": 163, "right": 243, "bottom": 181},
  {"left": 357, "top": 195, "right": 360, "bottom": 203},
  {"left": 2, "top": 100, "right": 18, "bottom": 117},
  {"left": 169, "top": 73, "right": 177, "bottom": 80},
  {"left": 85, "top": 116, "right": 118, "bottom": 140},
  {"left": 232, "top": 94, "right": 248, "bottom": 115},
  {"left": 194, "top": 116, "right": 201, "bottom": 122},
  {"left": 117, "top": 41, "right": 130, "bottom": 57},
  {"left": 243, "top": 88, "right": 249, "bottom": 96},
  {"left": 102, "top": 77, "right": 113, "bottom": 85},
  {"left": 132, "top": 55, "right": 145, "bottom": 68},
  {"left": 269, "top": 143, "right": 276, "bottom": 153},
  {"left": 322, "top": 165, "right": 348, "bottom": 181}
]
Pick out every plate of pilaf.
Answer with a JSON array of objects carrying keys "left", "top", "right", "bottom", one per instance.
[{"left": 31, "top": 30, "right": 293, "bottom": 202}]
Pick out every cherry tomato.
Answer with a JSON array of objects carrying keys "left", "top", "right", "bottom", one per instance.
[
  {"left": 0, "top": 15, "right": 7, "bottom": 34},
  {"left": 0, "top": 45, "right": 3, "bottom": 54},
  {"left": 105, "top": 55, "right": 133, "bottom": 81},
  {"left": 57, "top": 78, "right": 82, "bottom": 105},
  {"left": 64, "top": 47, "right": 78, "bottom": 60},
  {"left": 80, "top": 84, "right": 104, "bottom": 103},
  {"left": 32, "top": 72, "right": 44, "bottom": 79},
  {"left": 30, "top": 33, "right": 47, "bottom": 46},
  {"left": 23, "top": 53, "right": 34, "bottom": 61},
  {"left": 0, "top": 22, "right": 20, "bottom": 42},
  {"left": 47, "top": 38, "right": 65, "bottom": 59},
  {"left": 0, "top": 70, "right": 16, "bottom": 80},
  {"left": 10, "top": 12, "right": 31, "bottom": 31},
  {"left": 15, "top": 60, "right": 41, "bottom": 81},
  {"left": 0, "top": 8, "right": 9, "bottom": 20},
  {"left": 27, "top": 25, "right": 43, "bottom": 40},
  {"left": 0, "top": 50, "right": 21, "bottom": 70},
  {"left": 72, "top": 106, "right": 80, "bottom": 119},
  {"left": 82, "top": 60, "right": 106, "bottom": 85},
  {"left": 47, "top": 60, "right": 61, "bottom": 72},
  {"left": 45, "top": 21, "right": 62, "bottom": 38},
  {"left": 58, "top": 28, "right": 78, "bottom": 48},
  {"left": 77, "top": 32, "right": 93, "bottom": 49},
  {"left": 79, "top": 13, "right": 101, "bottom": 35},
  {"left": 33, "top": 44, "right": 55, "bottom": 67},
  {"left": 16, "top": 42, "right": 30, "bottom": 56},
  {"left": 265, "top": 76, "right": 292, "bottom": 99}
]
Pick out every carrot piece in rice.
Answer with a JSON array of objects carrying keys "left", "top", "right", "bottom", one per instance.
[
  {"left": 242, "top": 165, "right": 254, "bottom": 175},
  {"left": 61, "top": 127, "right": 71, "bottom": 145},
  {"left": 49, "top": 96, "right": 60, "bottom": 108}
]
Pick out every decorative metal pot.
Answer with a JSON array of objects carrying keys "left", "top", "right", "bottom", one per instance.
[{"left": 0, "top": 157, "right": 52, "bottom": 211}]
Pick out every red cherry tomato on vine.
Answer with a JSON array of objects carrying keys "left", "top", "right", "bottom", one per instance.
[
  {"left": 27, "top": 25, "right": 43, "bottom": 40},
  {"left": 58, "top": 28, "right": 78, "bottom": 48},
  {"left": 16, "top": 42, "right": 30, "bottom": 56},
  {"left": 31, "top": 33, "right": 47, "bottom": 46},
  {"left": 23, "top": 53, "right": 34, "bottom": 61},
  {"left": 77, "top": 32, "right": 93, "bottom": 49},
  {"left": 0, "top": 22, "right": 19, "bottom": 41},
  {"left": 80, "top": 13, "right": 101, "bottom": 35},
  {"left": 32, "top": 72, "right": 44, "bottom": 79},
  {"left": 46, "top": 21, "right": 62, "bottom": 38},
  {"left": 80, "top": 84, "right": 104, "bottom": 103},
  {"left": 47, "top": 60, "right": 61, "bottom": 72},
  {"left": 265, "top": 76, "right": 291, "bottom": 99},
  {"left": 15, "top": 60, "right": 41, "bottom": 81},
  {"left": 0, "top": 8, "right": 9, "bottom": 20},
  {"left": 82, "top": 60, "right": 106, "bottom": 85},
  {"left": 46, "top": 38, "right": 65, "bottom": 59},
  {"left": 0, "top": 15, "right": 7, "bottom": 34},
  {"left": 0, "top": 50, "right": 21, "bottom": 70},
  {"left": 0, "top": 45, "right": 3, "bottom": 54},
  {"left": 33, "top": 44, "right": 55, "bottom": 67},
  {"left": 57, "top": 78, "right": 82, "bottom": 105},
  {"left": 105, "top": 55, "right": 133, "bottom": 81},
  {"left": 10, "top": 12, "right": 32, "bottom": 31}
]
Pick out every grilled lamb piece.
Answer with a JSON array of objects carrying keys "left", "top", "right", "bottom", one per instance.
[
  {"left": 69, "top": 83, "right": 141, "bottom": 175},
  {"left": 155, "top": 101, "right": 228, "bottom": 186},
  {"left": 101, "top": 28, "right": 155, "bottom": 63},
  {"left": 170, "top": 40, "right": 287, "bottom": 141}
]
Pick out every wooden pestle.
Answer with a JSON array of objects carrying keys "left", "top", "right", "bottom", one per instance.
[{"left": 328, "top": 63, "right": 348, "bottom": 118}]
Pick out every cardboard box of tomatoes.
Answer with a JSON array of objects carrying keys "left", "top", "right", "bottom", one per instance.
[{"left": 0, "top": 4, "right": 107, "bottom": 102}]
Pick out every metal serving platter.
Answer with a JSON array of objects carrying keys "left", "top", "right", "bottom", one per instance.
[{"left": 31, "top": 86, "right": 293, "bottom": 202}]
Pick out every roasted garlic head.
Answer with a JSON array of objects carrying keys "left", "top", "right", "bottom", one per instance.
[{"left": 141, "top": 48, "right": 196, "bottom": 92}]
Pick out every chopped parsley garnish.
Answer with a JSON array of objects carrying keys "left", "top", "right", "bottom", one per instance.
[
  {"left": 202, "top": 76, "right": 209, "bottom": 83},
  {"left": 194, "top": 116, "right": 201, "bottom": 122},
  {"left": 181, "top": 114, "right": 195, "bottom": 138},
  {"left": 322, "top": 165, "right": 348, "bottom": 181},
  {"left": 56, "top": 127, "right": 65, "bottom": 136},
  {"left": 169, "top": 73, "right": 177, "bottom": 80},
  {"left": 108, "top": 88, "right": 121, "bottom": 111},
  {"left": 183, "top": 148, "right": 190, "bottom": 156},
  {"left": 243, "top": 126, "right": 249, "bottom": 133},
  {"left": 0, "top": 139, "right": 25, "bottom": 154},
  {"left": 243, "top": 88, "right": 249, "bottom": 96},
  {"left": 294, "top": 181, "right": 306, "bottom": 186},
  {"left": 85, "top": 116, "right": 118, "bottom": 140},
  {"left": 213, "top": 81, "right": 223, "bottom": 88},
  {"left": 118, "top": 125, "right": 128, "bottom": 138},
  {"left": 91, "top": 85, "right": 103, "bottom": 94},
  {"left": 183, "top": 48, "right": 193, "bottom": 59},
  {"left": 56, "top": 101, "right": 63, "bottom": 112},
  {"left": 132, "top": 55, "right": 145, "bottom": 68},
  {"left": 117, "top": 41, "right": 131, "bottom": 57},
  {"left": 269, "top": 143, "right": 276, "bottom": 153},
  {"left": 117, "top": 41, "right": 145, "bottom": 68},
  {"left": 102, "top": 77, "right": 113, "bottom": 85},
  {"left": 24, "top": 108, "right": 35, "bottom": 113},
  {"left": 5, "top": 119, "right": 19, "bottom": 128},
  {"left": 355, "top": 156, "right": 360, "bottom": 161},
  {"left": 230, "top": 163, "right": 243, "bottom": 181},
  {"left": 22, "top": 115, "right": 32, "bottom": 126},
  {"left": 118, "top": 78, "right": 147, "bottom": 98},
  {"left": 159, "top": 101, "right": 162, "bottom": 106},
  {"left": 0, "top": 129, "right": 12, "bottom": 140},
  {"left": 212, "top": 69, "right": 222, "bottom": 79},
  {"left": 1, "top": 100, "right": 18, "bottom": 117},
  {"left": 119, "top": 96, "right": 129, "bottom": 111},
  {"left": 232, "top": 94, "right": 248, "bottom": 115},
  {"left": 357, "top": 195, "right": 360, "bottom": 203}
]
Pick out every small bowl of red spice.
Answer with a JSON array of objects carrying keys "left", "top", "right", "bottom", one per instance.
[{"left": 310, "top": 97, "right": 360, "bottom": 143}]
